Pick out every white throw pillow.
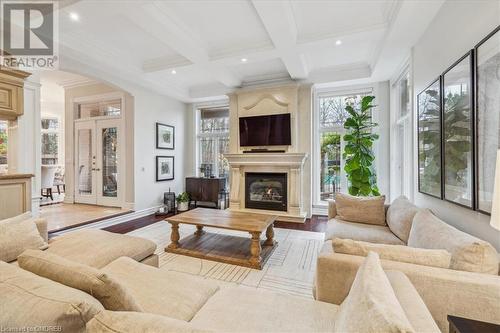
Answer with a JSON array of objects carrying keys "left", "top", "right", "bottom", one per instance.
[
  {"left": 386, "top": 196, "right": 420, "bottom": 243},
  {"left": 334, "top": 252, "right": 415, "bottom": 333},
  {"left": 408, "top": 209, "right": 499, "bottom": 275},
  {"left": 333, "top": 238, "right": 452, "bottom": 268},
  {"left": 0, "top": 213, "right": 48, "bottom": 262},
  {"left": 335, "top": 193, "right": 386, "bottom": 225}
]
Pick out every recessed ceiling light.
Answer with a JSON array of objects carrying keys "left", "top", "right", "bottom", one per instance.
[
  {"left": 241, "top": 58, "right": 248, "bottom": 63},
  {"left": 69, "top": 12, "right": 79, "bottom": 21},
  {"left": 335, "top": 40, "right": 342, "bottom": 46},
  {"left": 171, "top": 69, "right": 177, "bottom": 74}
]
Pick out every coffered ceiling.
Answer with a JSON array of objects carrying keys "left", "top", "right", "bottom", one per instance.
[{"left": 55, "top": 0, "right": 445, "bottom": 102}]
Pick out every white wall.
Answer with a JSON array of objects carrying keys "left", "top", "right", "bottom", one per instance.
[
  {"left": 133, "top": 87, "right": 187, "bottom": 211},
  {"left": 412, "top": 0, "right": 500, "bottom": 250}
]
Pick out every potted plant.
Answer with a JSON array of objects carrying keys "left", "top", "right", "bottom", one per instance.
[
  {"left": 176, "top": 192, "right": 190, "bottom": 211},
  {"left": 343, "top": 95, "right": 380, "bottom": 196}
]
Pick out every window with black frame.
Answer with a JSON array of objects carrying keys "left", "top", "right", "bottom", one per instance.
[{"left": 442, "top": 52, "right": 473, "bottom": 208}]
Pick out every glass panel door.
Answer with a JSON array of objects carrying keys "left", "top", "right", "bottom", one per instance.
[
  {"left": 96, "top": 119, "right": 121, "bottom": 206},
  {"left": 74, "top": 118, "right": 121, "bottom": 207},
  {"left": 102, "top": 127, "right": 118, "bottom": 197},
  {"left": 74, "top": 121, "right": 97, "bottom": 204}
]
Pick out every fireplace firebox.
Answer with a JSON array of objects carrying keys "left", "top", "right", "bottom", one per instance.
[{"left": 245, "top": 172, "right": 287, "bottom": 212}]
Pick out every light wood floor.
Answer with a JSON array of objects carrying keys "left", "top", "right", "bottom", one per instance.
[{"left": 40, "top": 203, "right": 131, "bottom": 233}]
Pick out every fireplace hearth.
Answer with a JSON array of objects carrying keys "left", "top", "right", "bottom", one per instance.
[{"left": 245, "top": 172, "right": 287, "bottom": 212}]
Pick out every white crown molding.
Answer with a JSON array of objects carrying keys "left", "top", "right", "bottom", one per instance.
[
  {"left": 142, "top": 55, "right": 193, "bottom": 73},
  {"left": 58, "top": 78, "right": 99, "bottom": 89},
  {"left": 296, "top": 22, "right": 388, "bottom": 45},
  {"left": 241, "top": 72, "right": 293, "bottom": 87}
]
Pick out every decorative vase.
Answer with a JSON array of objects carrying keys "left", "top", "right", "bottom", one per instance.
[{"left": 178, "top": 201, "right": 189, "bottom": 211}]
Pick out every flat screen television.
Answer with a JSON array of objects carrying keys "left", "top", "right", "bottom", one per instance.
[{"left": 239, "top": 113, "right": 291, "bottom": 147}]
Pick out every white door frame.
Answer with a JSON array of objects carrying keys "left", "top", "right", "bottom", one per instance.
[{"left": 72, "top": 92, "right": 126, "bottom": 208}]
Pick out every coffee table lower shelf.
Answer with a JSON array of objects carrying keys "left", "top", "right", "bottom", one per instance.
[{"left": 165, "top": 232, "right": 277, "bottom": 270}]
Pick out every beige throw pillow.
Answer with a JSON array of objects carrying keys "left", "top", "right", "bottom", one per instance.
[
  {"left": 1, "top": 261, "right": 103, "bottom": 333},
  {"left": 333, "top": 238, "right": 452, "bottom": 268},
  {"left": 334, "top": 252, "right": 415, "bottom": 333},
  {"left": 18, "top": 249, "right": 142, "bottom": 312},
  {"left": 408, "top": 210, "right": 499, "bottom": 275},
  {"left": 386, "top": 196, "right": 420, "bottom": 243},
  {"left": 0, "top": 213, "right": 48, "bottom": 262},
  {"left": 335, "top": 193, "right": 386, "bottom": 225},
  {"left": 87, "top": 311, "right": 212, "bottom": 333}
]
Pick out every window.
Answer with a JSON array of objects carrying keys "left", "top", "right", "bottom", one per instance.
[
  {"left": 390, "top": 67, "right": 413, "bottom": 200},
  {"left": 316, "top": 91, "right": 370, "bottom": 203},
  {"left": 41, "top": 117, "right": 59, "bottom": 165},
  {"left": 0, "top": 120, "right": 7, "bottom": 171},
  {"left": 77, "top": 99, "right": 121, "bottom": 119},
  {"left": 197, "top": 107, "right": 229, "bottom": 178}
]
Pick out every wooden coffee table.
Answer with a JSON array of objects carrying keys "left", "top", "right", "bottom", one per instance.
[{"left": 165, "top": 208, "right": 278, "bottom": 269}]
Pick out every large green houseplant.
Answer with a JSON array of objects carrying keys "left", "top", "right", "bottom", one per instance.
[{"left": 342, "top": 95, "right": 380, "bottom": 196}]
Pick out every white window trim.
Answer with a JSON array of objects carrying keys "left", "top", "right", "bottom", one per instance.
[
  {"left": 312, "top": 84, "right": 375, "bottom": 209},
  {"left": 193, "top": 100, "right": 229, "bottom": 177},
  {"left": 389, "top": 57, "right": 414, "bottom": 202}
]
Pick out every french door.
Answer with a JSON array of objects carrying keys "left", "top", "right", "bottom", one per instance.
[{"left": 74, "top": 118, "right": 121, "bottom": 207}]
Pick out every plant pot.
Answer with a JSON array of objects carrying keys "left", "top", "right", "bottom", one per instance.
[{"left": 177, "top": 201, "right": 189, "bottom": 211}]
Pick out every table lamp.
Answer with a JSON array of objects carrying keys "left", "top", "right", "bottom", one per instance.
[{"left": 491, "top": 149, "right": 500, "bottom": 230}]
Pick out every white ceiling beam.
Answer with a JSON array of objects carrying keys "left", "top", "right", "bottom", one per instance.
[
  {"left": 59, "top": 44, "right": 191, "bottom": 102},
  {"left": 124, "top": 2, "right": 241, "bottom": 88},
  {"left": 370, "top": 0, "right": 445, "bottom": 80},
  {"left": 251, "top": 0, "right": 309, "bottom": 79}
]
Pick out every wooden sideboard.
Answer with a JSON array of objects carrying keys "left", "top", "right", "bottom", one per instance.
[
  {"left": 0, "top": 173, "right": 33, "bottom": 219},
  {"left": 186, "top": 177, "right": 226, "bottom": 208},
  {"left": 0, "top": 67, "right": 31, "bottom": 120}
]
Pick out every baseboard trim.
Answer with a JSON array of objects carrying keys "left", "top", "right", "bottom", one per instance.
[
  {"left": 49, "top": 205, "right": 161, "bottom": 237},
  {"left": 312, "top": 206, "right": 328, "bottom": 216}
]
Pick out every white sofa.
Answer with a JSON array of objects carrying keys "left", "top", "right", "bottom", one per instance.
[
  {"left": 315, "top": 197, "right": 500, "bottom": 332},
  {"left": 1, "top": 252, "right": 440, "bottom": 332}
]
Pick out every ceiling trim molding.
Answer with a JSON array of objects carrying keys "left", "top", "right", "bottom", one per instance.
[{"left": 58, "top": 78, "right": 100, "bottom": 89}]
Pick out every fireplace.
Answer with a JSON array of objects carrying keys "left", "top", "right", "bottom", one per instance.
[{"left": 245, "top": 172, "right": 287, "bottom": 212}]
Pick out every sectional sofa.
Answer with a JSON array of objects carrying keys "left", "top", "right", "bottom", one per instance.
[
  {"left": 0, "top": 211, "right": 158, "bottom": 268},
  {"left": 315, "top": 195, "right": 500, "bottom": 332},
  {"left": 2, "top": 249, "right": 440, "bottom": 332},
  {"left": 0, "top": 210, "right": 441, "bottom": 332}
]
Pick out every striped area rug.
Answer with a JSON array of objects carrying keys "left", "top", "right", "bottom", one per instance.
[{"left": 128, "top": 221, "right": 324, "bottom": 299}]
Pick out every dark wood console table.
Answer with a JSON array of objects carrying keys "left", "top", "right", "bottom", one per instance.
[{"left": 186, "top": 177, "right": 227, "bottom": 209}]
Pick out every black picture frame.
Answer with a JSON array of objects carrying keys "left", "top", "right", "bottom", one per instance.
[
  {"left": 156, "top": 123, "right": 175, "bottom": 150},
  {"left": 156, "top": 156, "right": 174, "bottom": 181},
  {"left": 474, "top": 25, "right": 500, "bottom": 215},
  {"left": 417, "top": 77, "right": 443, "bottom": 199},
  {"left": 442, "top": 50, "right": 475, "bottom": 209}
]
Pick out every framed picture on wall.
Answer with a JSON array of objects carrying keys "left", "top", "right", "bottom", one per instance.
[
  {"left": 475, "top": 26, "right": 500, "bottom": 214},
  {"left": 442, "top": 51, "right": 474, "bottom": 209},
  {"left": 417, "top": 78, "right": 442, "bottom": 199},
  {"left": 156, "top": 123, "right": 175, "bottom": 150},
  {"left": 156, "top": 156, "right": 174, "bottom": 181}
]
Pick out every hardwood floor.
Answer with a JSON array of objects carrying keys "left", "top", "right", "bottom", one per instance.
[
  {"left": 104, "top": 211, "right": 329, "bottom": 235},
  {"left": 43, "top": 203, "right": 132, "bottom": 233},
  {"left": 103, "top": 213, "right": 166, "bottom": 234}
]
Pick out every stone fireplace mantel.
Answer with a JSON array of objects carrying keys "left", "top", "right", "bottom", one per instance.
[
  {"left": 225, "top": 153, "right": 308, "bottom": 223},
  {"left": 224, "top": 153, "right": 307, "bottom": 167}
]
